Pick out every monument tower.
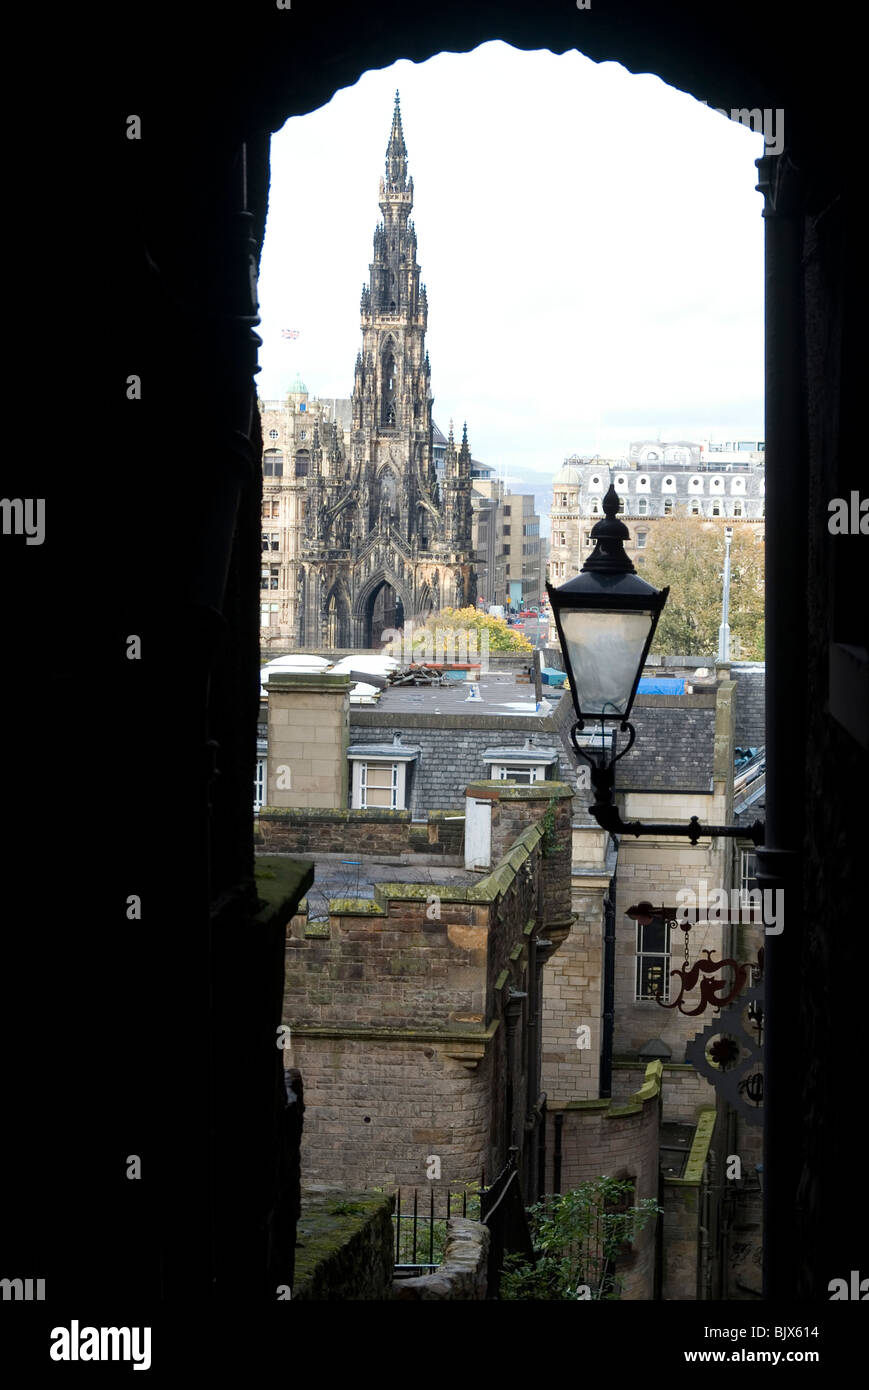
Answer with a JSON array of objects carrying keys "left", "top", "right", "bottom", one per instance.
[{"left": 296, "top": 92, "right": 475, "bottom": 647}]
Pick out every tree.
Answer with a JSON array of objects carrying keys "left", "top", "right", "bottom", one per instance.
[
  {"left": 410, "top": 605, "right": 533, "bottom": 654},
  {"left": 638, "top": 515, "right": 764, "bottom": 660},
  {"left": 499, "top": 1177, "right": 661, "bottom": 1300}
]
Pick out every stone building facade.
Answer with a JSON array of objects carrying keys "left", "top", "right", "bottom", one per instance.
[
  {"left": 279, "top": 783, "right": 574, "bottom": 1197},
  {"left": 257, "top": 653, "right": 767, "bottom": 1295},
  {"left": 259, "top": 381, "right": 352, "bottom": 642},
  {"left": 270, "top": 93, "right": 475, "bottom": 650},
  {"left": 502, "top": 492, "right": 543, "bottom": 609},
  {"left": 547, "top": 449, "right": 765, "bottom": 589},
  {"left": 470, "top": 468, "right": 543, "bottom": 611}
]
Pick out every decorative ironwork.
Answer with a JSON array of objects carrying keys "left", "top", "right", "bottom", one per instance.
[
  {"left": 685, "top": 964, "right": 765, "bottom": 1124},
  {"left": 656, "top": 947, "right": 749, "bottom": 1017},
  {"left": 738, "top": 1070, "right": 764, "bottom": 1108},
  {"left": 627, "top": 903, "right": 750, "bottom": 1017},
  {"left": 709, "top": 1036, "right": 742, "bottom": 1069}
]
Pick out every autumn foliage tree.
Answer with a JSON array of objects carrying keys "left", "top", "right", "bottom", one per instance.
[
  {"left": 638, "top": 515, "right": 765, "bottom": 660},
  {"left": 410, "top": 605, "right": 534, "bottom": 654}
]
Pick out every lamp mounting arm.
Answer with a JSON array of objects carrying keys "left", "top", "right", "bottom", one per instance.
[{"left": 569, "top": 721, "right": 765, "bottom": 846}]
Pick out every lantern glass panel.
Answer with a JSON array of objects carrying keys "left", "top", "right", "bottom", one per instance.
[{"left": 560, "top": 607, "right": 655, "bottom": 717}]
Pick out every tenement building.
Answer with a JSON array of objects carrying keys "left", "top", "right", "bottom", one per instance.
[
  {"left": 548, "top": 445, "right": 765, "bottom": 584},
  {"left": 260, "top": 93, "right": 476, "bottom": 650},
  {"left": 259, "top": 378, "right": 352, "bottom": 639},
  {"left": 256, "top": 655, "right": 766, "bottom": 1297}
]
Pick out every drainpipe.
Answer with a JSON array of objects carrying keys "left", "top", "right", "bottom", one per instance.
[
  {"left": 698, "top": 1200, "right": 710, "bottom": 1300},
  {"left": 553, "top": 1112, "right": 564, "bottom": 1196},
  {"left": 531, "top": 934, "right": 554, "bottom": 1200},
  {"left": 504, "top": 992, "right": 526, "bottom": 1168},
  {"left": 754, "top": 146, "right": 807, "bottom": 1302},
  {"left": 599, "top": 877, "right": 617, "bottom": 1097}
]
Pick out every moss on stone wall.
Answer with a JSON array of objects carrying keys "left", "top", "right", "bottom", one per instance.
[{"left": 292, "top": 1190, "right": 395, "bottom": 1300}]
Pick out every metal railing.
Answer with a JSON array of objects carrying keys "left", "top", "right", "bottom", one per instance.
[
  {"left": 480, "top": 1152, "right": 536, "bottom": 1299},
  {"left": 393, "top": 1181, "right": 483, "bottom": 1276}
]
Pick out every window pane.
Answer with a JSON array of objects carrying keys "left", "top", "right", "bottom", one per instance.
[
  {"left": 641, "top": 918, "right": 667, "bottom": 954},
  {"left": 637, "top": 956, "right": 667, "bottom": 1000},
  {"left": 366, "top": 787, "right": 393, "bottom": 807}
]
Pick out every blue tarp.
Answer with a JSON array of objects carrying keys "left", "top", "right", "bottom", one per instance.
[
  {"left": 540, "top": 666, "right": 568, "bottom": 686},
  {"left": 637, "top": 677, "right": 686, "bottom": 695}
]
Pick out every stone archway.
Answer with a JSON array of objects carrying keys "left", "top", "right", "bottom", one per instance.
[
  {"left": 323, "top": 584, "right": 351, "bottom": 648},
  {"left": 353, "top": 570, "right": 411, "bottom": 647},
  {"left": 367, "top": 579, "right": 404, "bottom": 645}
]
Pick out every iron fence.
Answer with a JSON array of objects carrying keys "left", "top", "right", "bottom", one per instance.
[
  {"left": 480, "top": 1151, "right": 536, "bottom": 1298},
  {"left": 393, "top": 1180, "right": 483, "bottom": 1276}
]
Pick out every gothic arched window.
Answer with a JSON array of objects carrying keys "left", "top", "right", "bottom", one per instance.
[{"left": 382, "top": 346, "right": 397, "bottom": 424}]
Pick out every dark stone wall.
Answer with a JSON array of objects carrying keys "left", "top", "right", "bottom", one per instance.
[{"left": 6, "top": 0, "right": 863, "bottom": 1325}]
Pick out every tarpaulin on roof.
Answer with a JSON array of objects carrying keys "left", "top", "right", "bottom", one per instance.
[
  {"left": 637, "top": 677, "right": 685, "bottom": 695},
  {"left": 540, "top": 666, "right": 568, "bottom": 686}
]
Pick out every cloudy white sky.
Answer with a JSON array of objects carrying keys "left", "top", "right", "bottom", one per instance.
[{"left": 257, "top": 40, "right": 765, "bottom": 488}]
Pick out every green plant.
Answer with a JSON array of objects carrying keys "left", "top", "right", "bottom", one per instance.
[
  {"left": 328, "top": 1200, "right": 366, "bottom": 1216},
  {"left": 499, "top": 1177, "right": 661, "bottom": 1300},
  {"left": 539, "top": 800, "right": 563, "bottom": 856}
]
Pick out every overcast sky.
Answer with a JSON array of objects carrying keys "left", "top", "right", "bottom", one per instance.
[{"left": 257, "top": 40, "right": 765, "bottom": 487}]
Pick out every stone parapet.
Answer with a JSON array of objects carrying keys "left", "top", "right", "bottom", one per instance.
[{"left": 393, "top": 1218, "right": 490, "bottom": 1299}]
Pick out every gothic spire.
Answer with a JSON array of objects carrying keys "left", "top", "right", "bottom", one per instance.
[{"left": 385, "top": 89, "right": 408, "bottom": 189}]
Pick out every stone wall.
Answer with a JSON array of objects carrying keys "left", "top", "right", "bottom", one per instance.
[
  {"left": 266, "top": 671, "right": 350, "bottom": 809},
  {"left": 292, "top": 1189, "right": 395, "bottom": 1300},
  {"left": 541, "top": 877, "right": 607, "bottom": 1103},
  {"left": 662, "top": 1184, "right": 700, "bottom": 1301},
  {"left": 545, "top": 1062, "right": 663, "bottom": 1300},
  {"left": 613, "top": 832, "right": 729, "bottom": 1061},
  {"left": 661, "top": 1107, "right": 717, "bottom": 1300},
  {"left": 283, "top": 785, "right": 574, "bottom": 1191},
  {"left": 289, "top": 1035, "right": 493, "bottom": 1190},
  {"left": 256, "top": 807, "right": 464, "bottom": 858},
  {"left": 612, "top": 1061, "right": 715, "bottom": 1123},
  {"left": 393, "top": 1218, "right": 489, "bottom": 1300}
]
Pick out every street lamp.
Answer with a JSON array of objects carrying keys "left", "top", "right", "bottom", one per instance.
[
  {"left": 547, "top": 484, "right": 763, "bottom": 847},
  {"left": 549, "top": 484, "right": 668, "bottom": 735}
]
